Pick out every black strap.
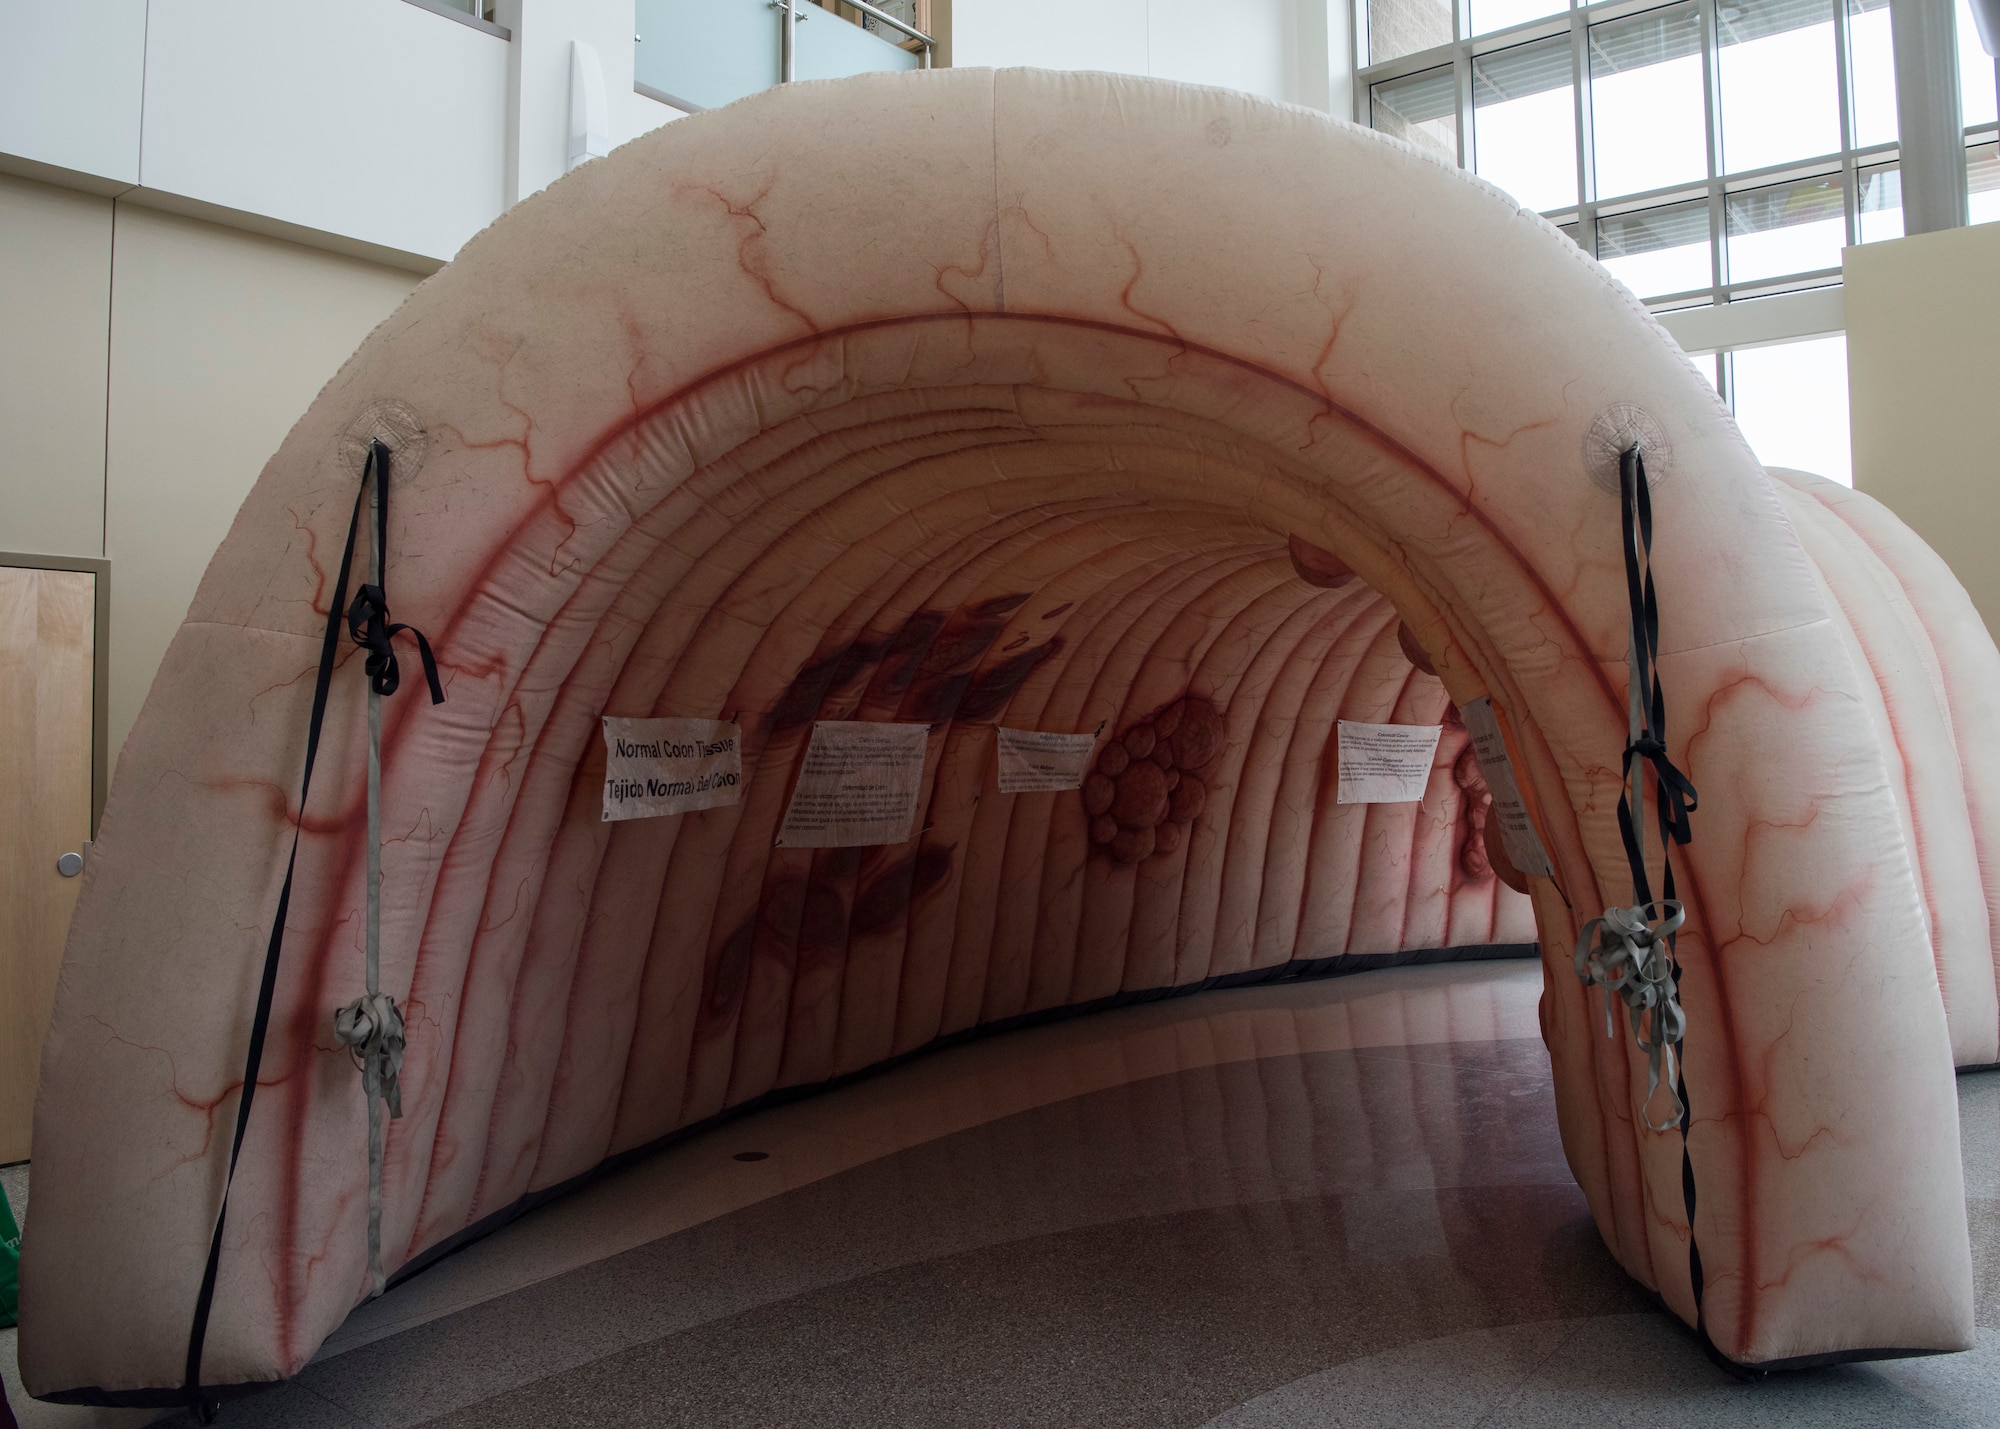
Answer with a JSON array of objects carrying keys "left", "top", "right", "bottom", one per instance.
[
  {"left": 1615, "top": 446, "right": 1697, "bottom": 905},
  {"left": 1613, "top": 446, "right": 1709, "bottom": 1338},
  {"left": 345, "top": 444, "right": 444, "bottom": 704},
  {"left": 181, "top": 440, "right": 442, "bottom": 1416}
]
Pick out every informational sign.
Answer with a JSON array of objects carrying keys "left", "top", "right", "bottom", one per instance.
[
  {"left": 601, "top": 717, "right": 743, "bottom": 822},
  {"left": 1336, "top": 720, "right": 1443, "bottom": 804},
  {"left": 1458, "top": 697, "right": 1555, "bottom": 878},
  {"left": 994, "top": 727, "right": 1099, "bottom": 793},
  {"left": 776, "top": 720, "right": 930, "bottom": 848}
]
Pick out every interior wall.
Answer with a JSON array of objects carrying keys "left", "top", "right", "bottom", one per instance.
[
  {"left": 948, "top": 0, "right": 1331, "bottom": 109},
  {"left": 0, "top": 0, "right": 146, "bottom": 186},
  {"left": 0, "top": 173, "right": 112, "bottom": 560},
  {"left": 1845, "top": 222, "right": 2000, "bottom": 636},
  {"left": 0, "top": 172, "right": 419, "bottom": 769},
  {"left": 496, "top": 0, "right": 669, "bottom": 205},
  {"left": 103, "top": 206, "right": 419, "bottom": 757},
  {"left": 138, "top": 0, "right": 510, "bottom": 263}
]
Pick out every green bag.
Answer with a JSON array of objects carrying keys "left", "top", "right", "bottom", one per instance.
[{"left": 0, "top": 1179, "right": 18, "bottom": 1329}]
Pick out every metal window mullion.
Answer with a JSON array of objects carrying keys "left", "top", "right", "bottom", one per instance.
[
  {"left": 1833, "top": 0, "right": 1860, "bottom": 245},
  {"left": 1358, "top": 0, "right": 1657, "bottom": 85},
  {"left": 1457, "top": 43, "right": 1475, "bottom": 170},
  {"left": 1360, "top": 42, "right": 1464, "bottom": 84},
  {"left": 1455, "top": 0, "right": 1470, "bottom": 164},
  {"left": 1576, "top": 0, "right": 1601, "bottom": 257},
  {"left": 1354, "top": 0, "right": 1371, "bottom": 120},
  {"left": 1574, "top": 9, "right": 1595, "bottom": 209},
  {"left": 1700, "top": 0, "right": 1726, "bottom": 302}
]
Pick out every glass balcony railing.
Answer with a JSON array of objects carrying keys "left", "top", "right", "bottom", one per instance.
[{"left": 635, "top": 0, "right": 927, "bottom": 113}]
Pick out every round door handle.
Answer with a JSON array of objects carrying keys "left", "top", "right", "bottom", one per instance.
[{"left": 56, "top": 851, "right": 83, "bottom": 877}]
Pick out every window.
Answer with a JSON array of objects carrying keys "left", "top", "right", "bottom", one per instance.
[
  {"left": 1857, "top": 162, "right": 1902, "bottom": 242},
  {"left": 1964, "top": 0, "right": 2000, "bottom": 127},
  {"left": 1849, "top": 0, "right": 1896, "bottom": 148},
  {"left": 1717, "top": 0, "right": 1841, "bottom": 175},
  {"left": 1725, "top": 176, "right": 1846, "bottom": 283},
  {"left": 1474, "top": 38, "right": 1577, "bottom": 210},
  {"left": 1599, "top": 199, "right": 1711, "bottom": 298},
  {"left": 1359, "top": 0, "right": 2000, "bottom": 311},
  {"left": 1972, "top": 142, "right": 2000, "bottom": 223},
  {"left": 1372, "top": 65, "right": 1459, "bottom": 161},
  {"left": 1590, "top": 6, "right": 1706, "bottom": 199},
  {"left": 1726, "top": 335, "right": 1853, "bottom": 484}
]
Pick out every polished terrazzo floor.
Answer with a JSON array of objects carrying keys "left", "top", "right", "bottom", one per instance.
[{"left": 10, "top": 958, "right": 2000, "bottom": 1427}]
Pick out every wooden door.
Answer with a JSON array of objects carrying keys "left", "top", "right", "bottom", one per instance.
[{"left": 0, "top": 566, "right": 95, "bottom": 1163}]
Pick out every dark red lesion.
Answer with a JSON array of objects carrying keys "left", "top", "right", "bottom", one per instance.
[
  {"left": 695, "top": 919, "right": 758, "bottom": 1037},
  {"left": 955, "top": 638, "right": 1063, "bottom": 723},
  {"left": 876, "top": 610, "right": 946, "bottom": 698},
  {"left": 767, "top": 637, "right": 889, "bottom": 731},
  {"left": 795, "top": 871, "right": 854, "bottom": 970},
  {"left": 850, "top": 844, "right": 955, "bottom": 937},
  {"left": 902, "top": 607, "right": 1025, "bottom": 725}
]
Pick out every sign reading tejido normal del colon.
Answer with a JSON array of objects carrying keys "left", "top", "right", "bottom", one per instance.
[{"left": 601, "top": 716, "right": 743, "bottom": 822}]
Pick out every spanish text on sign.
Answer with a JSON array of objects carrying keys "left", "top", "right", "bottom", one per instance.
[{"left": 601, "top": 716, "right": 742, "bottom": 822}]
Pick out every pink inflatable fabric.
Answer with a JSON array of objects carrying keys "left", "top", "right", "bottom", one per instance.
[{"left": 22, "top": 69, "right": 1997, "bottom": 1397}]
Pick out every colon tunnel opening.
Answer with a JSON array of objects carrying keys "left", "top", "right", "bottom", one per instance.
[{"left": 360, "top": 317, "right": 1547, "bottom": 1279}]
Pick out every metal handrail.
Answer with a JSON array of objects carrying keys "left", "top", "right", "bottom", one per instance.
[
  {"left": 840, "top": 0, "right": 934, "bottom": 49},
  {"left": 778, "top": 0, "right": 933, "bottom": 81}
]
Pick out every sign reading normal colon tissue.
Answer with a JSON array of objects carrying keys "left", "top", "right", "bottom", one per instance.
[
  {"left": 776, "top": 720, "right": 931, "bottom": 848},
  {"left": 601, "top": 717, "right": 743, "bottom": 822},
  {"left": 993, "top": 727, "right": 1100, "bottom": 793},
  {"left": 1336, "top": 720, "right": 1444, "bottom": 804},
  {"left": 1457, "top": 697, "right": 1555, "bottom": 877}
]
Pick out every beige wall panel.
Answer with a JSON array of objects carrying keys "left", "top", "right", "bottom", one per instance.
[
  {"left": 105, "top": 207, "right": 418, "bottom": 759},
  {"left": 0, "top": 172, "right": 112, "bottom": 560},
  {"left": 1846, "top": 223, "right": 2000, "bottom": 636}
]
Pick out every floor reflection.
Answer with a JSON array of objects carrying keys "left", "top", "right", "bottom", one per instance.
[{"left": 27, "top": 959, "right": 2000, "bottom": 1428}]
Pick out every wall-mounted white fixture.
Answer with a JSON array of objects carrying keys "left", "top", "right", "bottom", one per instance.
[{"left": 568, "top": 39, "right": 611, "bottom": 172}]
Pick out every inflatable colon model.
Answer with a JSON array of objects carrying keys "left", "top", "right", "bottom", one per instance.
[{"left": 22, "top": 67, "right": 2000, "bottom": 1402}]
